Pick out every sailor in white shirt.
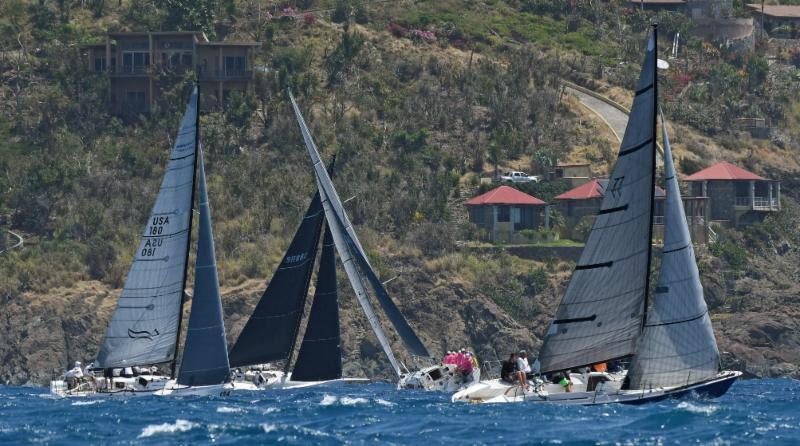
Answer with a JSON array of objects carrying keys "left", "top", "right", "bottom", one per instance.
[
  {"left": 64, "top": 361, "right": 84, "bottom": 388},
  {"left": 517, "top": 350, "right": 532, "bottom": 378}
]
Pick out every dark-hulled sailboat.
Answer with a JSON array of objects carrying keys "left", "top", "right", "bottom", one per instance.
[{"left": 453, "top": 26, "right": 740, "bottom": 404}]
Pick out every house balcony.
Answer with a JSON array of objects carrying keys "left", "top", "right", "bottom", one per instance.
[
  {"left": 197, "top": 69, "right": 253, "bottom": 81},
  {"left": 110, "top": 65, "right": 150, "bottom": 77},
  {"left": 734, "top": 196, "right": 780, "bottom": 211}
]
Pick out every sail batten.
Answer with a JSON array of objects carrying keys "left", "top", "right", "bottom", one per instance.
[
  {"left": 177, "top": 146, "right": 231, "bottom": 386},
  {"left": 625, "top": 111, "right": 720, "bottom": 389},
  {"left": 537, "top": 31, "right": 658, "bottom": 374},
  {"left": 96, "top": 88, "right": 198, "bottom": 369}
]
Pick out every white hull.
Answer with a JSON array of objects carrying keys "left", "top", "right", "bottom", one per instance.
[
  {"left": 234, "top": 370, "right": 369, "bottom": 390},
  {"left": 398, "top": 364, "right": 479, "bottom": 392},
  {"left": 49, "top": 375, "right": 170, "bottom": 398},
  {"left": 456, "top": 371, "right": 741, "bottom": 405},
  {"left": 154, "top": 380, "right": 259, "bottom": 396}
]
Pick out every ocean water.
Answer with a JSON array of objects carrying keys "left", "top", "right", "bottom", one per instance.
[{"left": 1, "top": 379, "right": 798, "bottom": 445}]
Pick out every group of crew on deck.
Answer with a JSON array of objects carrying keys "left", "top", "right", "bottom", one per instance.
[
  {"left": 62, "top": 360, "right": 161, "bottom": 390},
  {"left": 500, "top": 351, "right": 620, "bottom": 393},
  {"left": 442, "top": 349, "right": 480, "bottom": 382}
]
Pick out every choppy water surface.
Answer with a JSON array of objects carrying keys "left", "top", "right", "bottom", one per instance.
[{"left": 1, "top": 379, "right": 798, "bottom": 445}]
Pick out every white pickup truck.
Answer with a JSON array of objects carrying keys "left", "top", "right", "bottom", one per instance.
[{"left": 498, "top": 171, "right": 540, "bottom": 183}]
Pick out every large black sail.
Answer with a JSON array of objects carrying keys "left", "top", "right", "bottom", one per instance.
[
  {"left": 97, "top": 88, "right": 198, "bottom": 368},
  {"left": 288, "top": 91, "right": 430, "bottom": 360},
  {"left": 228, "top": 192, "right": 325, "bottom": 367},
  {"left": 291, "top": 225, "right": 343, "bottom": 381},
  {"left": 625, "top": 111, "right": 720, "bottom": 389},
  {"left": 177, "top": 147, "right": 231, "bottom": 386},
  {"left": 537, "top": 29, "right": 658, "bottom": 374}
]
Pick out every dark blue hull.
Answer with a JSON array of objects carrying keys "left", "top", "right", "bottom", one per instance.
[{"left": 619, "top": 372, "right": 739, "bottom": 406}]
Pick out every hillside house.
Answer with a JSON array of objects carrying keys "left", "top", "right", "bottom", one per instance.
[
  {"left": 551, "top": 162, "right": 592, "bottom": 187},
  {"left": 628, "top": 0, "right": 687, "bottom": 12},
  {"left": 748, "top": 4, "right": 800, "bottom": 38},
  {"left": 553, "top": 179, "right": 709, "bottom": 242},
  {"left": 685, "top": 161, "right": 780, "bottom": 227},
  {"left": 84, "top": 31, "right": 258, "bottom": 114},
  {"left": 465, "top": 186, "right": 546, "bottom": 243}
]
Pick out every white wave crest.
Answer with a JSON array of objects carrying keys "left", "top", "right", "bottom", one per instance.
[
  {"left": 216, "top": 406, "right": 244, "bottom": 414},
  {"left": 71, "top": 400, "right": 104, "bottom": 406},
  {"left": 138, "top": 419, "right": 197, "bottom": 438},
  {"left": 677, "top": 401, "right": 718, "bottom": 415},
  {"left": 375, "top": 398, "right": 395, "bottom": 406},
  {"left": 261, "top": 423, "right": 279, "bottom": 433},
  {"left": 340, "top": 397, "right": 368, "bottom": 405},
  {"left": 320, "top": 394, "right": 338, "bottom": 406}
]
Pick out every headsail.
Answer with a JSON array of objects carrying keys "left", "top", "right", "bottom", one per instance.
[
  {"left": 288, "top": 91, "right": 430, "bottom": 360},
  {"left": 537, "top": 29, "right": 658, "bottom": 374},
  {"left": 97, "top": 88, "right": 198, "bottom": 369},
  {"left": 228, "top": 191, "right": 325, "bottom": 367},
  {"left": 624, "top": 111, "right": 720, "bottom": 389},
  {"left": 291, "top": 225, "right": 343, "bottom": 381},
  {"left": 177, "top": 146, "right": 231, "bottom": 386}
]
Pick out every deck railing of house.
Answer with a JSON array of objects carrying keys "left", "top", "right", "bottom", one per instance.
[
  {"left": 197, "top": 69, "right": 253, "bottom": 80},
  {"left": 735, "top": 196, "right": 778, "bottom": 209}
]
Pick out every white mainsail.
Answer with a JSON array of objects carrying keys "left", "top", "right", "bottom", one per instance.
[
  {"left": 625, "top": 111, "right": 721, "bottom": 389},
  {"left": 537, "top": 31, "right": 658, "bottom": 374},
  {"left": 97, "top": 88, "right": 198, "bottom": 368}
]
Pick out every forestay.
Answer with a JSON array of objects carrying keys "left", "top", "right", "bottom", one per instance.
[
  {"left": 288, "top": 91, "right": 430, "bottom": 359},
  {"left": 177, "top": 147, "right": 231, "bottom": 386},
  {"left": 228, "top": 192, "right": 325, "bottom": 367},
  {"left": 537, "top": 31, "right": 658, "bottom": 374},
  {"left": 292, "top": 225, "right": 343, "bottom": 381},
  {"left": 97, "top": 88, "right": 198, "bottom": 369},
  {"left": 625, "top": 111, "right": 720, "bottom": 389}
]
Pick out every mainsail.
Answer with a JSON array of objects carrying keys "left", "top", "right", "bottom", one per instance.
[
  {"left": 537, "top": 30, "right": 658, "bottom": 374},
  {"left": 625, "top": 111, "right": 721, "bottom": 389},
  {"left": 291, "top": 225, "right": 343, "bottom": 381},
  {"left": 97, "top": 88, "right": 198, "bottom": 369},
  {"left": 177, "top": 146, "right": 231, "bottom": 386},
  {"left": 288, "top": 91, "right": 430, "bottom": 361},
  {"left": 228, "top": 191, "right": 325, "bottom": 367}
]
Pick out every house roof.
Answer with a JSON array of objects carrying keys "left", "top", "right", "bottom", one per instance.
[
  {"left": 465, "top": 186, "right": 546, "bottom": 206},
  {"left": 554, "top": 178, "right": 666, "bottom": 200},
  {"left": 554, "top": 179, "right": 608, "bottom": 200},
  {"left": 747, "top": 4, "right": 800, "bottom": 19},
  {"left": 684, "top": 161, "right": 765, "bottom": 181}
]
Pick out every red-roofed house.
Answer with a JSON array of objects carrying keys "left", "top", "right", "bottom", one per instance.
[
  {"left": 465, "top": 186, "right": 547, "bottom": 242},
  {"left": 685, "top": 161, "right": 780, "bottom": 227}
]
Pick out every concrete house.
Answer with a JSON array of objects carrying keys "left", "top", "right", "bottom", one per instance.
[
  {"left": 465, "top": 186, "right": 547, "bottom": 243},
  {"left": 551, "top": 162, "right": 592, "bottom": 187},
  {"left": 685, "top": 161, "right": 780, "bottom": 227},
  {"left": 748, "top": 4, "right": 800, "bottom": 38},
  {"left": 84, "top": 31, "right": 258, "bottom": 114}
]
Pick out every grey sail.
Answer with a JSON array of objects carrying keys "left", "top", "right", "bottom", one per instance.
[
  {"left": 97, "top": 88, "right": 198, "bottom": 368},
  {"left": 625, "top": 111, "right": 720, "bottom": 389},
  {"left": 537, "top": 30, "right": 658, "bottom": 374},
  {"left": 288, "top": 91, "right": 404, "bottom": 377},
  {"left": 177, "top": 146, "right": 231, "bottom": 386},
  {"left": 288, "top": 91, "right": 430, "bottom": 359}
]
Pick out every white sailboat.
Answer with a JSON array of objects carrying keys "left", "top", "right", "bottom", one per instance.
[
  {"left": 51, "top": 87, "right": 202, "bottom": 398},
  {"left": 454, "top": 26, "right": 740, "bottom": 405}
]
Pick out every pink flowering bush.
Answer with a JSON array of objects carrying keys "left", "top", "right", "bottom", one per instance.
[{"left": 410, "top": 28, "right": 436, "bottom": 43}]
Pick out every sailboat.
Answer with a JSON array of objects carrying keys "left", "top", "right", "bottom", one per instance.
[
  {"left": 453, "top": 26, "right": 740, "bottom": 405},
  {"left": 288, "top": 91, "right": 432, "bottom": 384},
  {"left": 228, "top": 162, "right": 366, "bottom": 389}
]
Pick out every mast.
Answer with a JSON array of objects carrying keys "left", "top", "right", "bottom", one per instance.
[
  {"left": 171, "top": 81, "right": 200, "bottom": 379},
  {"left": 641, "top": 24, "right": 658, "bottom": 331}
]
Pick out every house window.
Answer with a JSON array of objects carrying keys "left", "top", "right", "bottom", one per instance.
[
  {"left": 497, "top": 206, "right": 510, "bottom": 222},
  {"left": 513, "top": 207, "right": 523, "bottom": 230},
  {"left": 94, "top": 57, "right": 106, "bottom": 72},
  {"left": 122, "top": 51, "right": 150, "bottom": 73},
  {"left": 224, "top": 56, "right": 246, "bottom": 76},
  {"left": 181, "top": 53, "right": 192, "bottom": 67},
  {"left": 125, "top": 91, "right": 147, "bottom": 113}
]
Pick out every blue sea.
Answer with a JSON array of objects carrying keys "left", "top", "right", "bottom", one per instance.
[{"left": 1, "top": 379, "right": 798, "bottom": 445}]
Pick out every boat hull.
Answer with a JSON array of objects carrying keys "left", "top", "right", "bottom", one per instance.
[
  {"left": 478, "top": 371, "right": 741, "bottom": 405},
  {"left": 398, "top": 364, "right": 479, "bottom": 393},
  {"left": 154, "top": 380, "right": 259, "bottom": 396},
  {"left": 49, "top": 375, "right": 170, "bottom": 398}
]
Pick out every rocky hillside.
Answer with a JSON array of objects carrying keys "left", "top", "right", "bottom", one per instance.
[{"left": 1, "top": 1, "right": 799, "bottom": 385}]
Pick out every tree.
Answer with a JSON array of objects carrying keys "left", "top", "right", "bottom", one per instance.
[{"left": 157, "top": 0, "right": 217, "bottom": 34}]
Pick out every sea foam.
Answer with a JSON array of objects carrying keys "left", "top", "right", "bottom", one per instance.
[{"left": 138, "top": 419, "right": 197, "bottom": 438}]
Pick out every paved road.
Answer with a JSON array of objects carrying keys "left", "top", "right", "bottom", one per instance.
[{"left": 565, "top": 86, "right": 628, "bottom": 143}]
